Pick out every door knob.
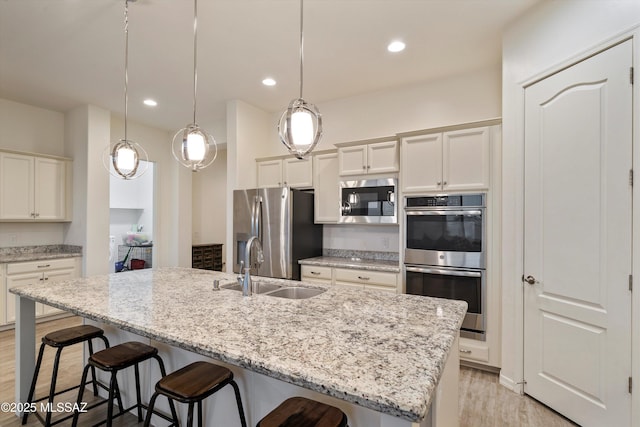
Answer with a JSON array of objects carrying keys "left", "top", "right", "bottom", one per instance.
[{"left": 524, "top": 275, "right": 538, "bottom": 285}]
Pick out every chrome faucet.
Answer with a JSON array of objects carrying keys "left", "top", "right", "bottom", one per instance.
[{"left": 242, "top": 236, "right": 264, "bottom": 296}]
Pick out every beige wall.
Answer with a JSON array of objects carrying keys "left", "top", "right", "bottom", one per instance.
[{"left": 192, "top": 148, "right": 227, "bottom": 266}]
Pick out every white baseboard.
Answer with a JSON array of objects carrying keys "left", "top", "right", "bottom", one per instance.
[{"left": 499, "top": 373, "right": 522, "bottom": 394}]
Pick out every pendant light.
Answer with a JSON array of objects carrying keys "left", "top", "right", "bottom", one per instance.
[
  {"left": 103, "top": 0, "right": 148, "bottom": 180},
  {"left": 171, "top": 0, "right": 217, "bottom": 171},
  {"left": 278, "top": 0, "right": 322, "bottom": 160}
]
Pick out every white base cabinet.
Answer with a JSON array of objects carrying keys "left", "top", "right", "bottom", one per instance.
[
  {"left": 3, "top": 257, "right": 79, "bottom": 325},
  {"left": 301, "top": 265, "right": 399, "bottom": 293}
]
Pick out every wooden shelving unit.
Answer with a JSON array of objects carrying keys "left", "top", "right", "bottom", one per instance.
[{"left": 192, "top": 244, "right": 223, "bottom": 271}]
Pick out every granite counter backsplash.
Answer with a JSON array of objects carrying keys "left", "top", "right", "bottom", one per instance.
[
  {"left": 0, "top": 245, "right": 82, "bottom": 263},
  {"left": 300, "top": 249, "right": 400, "bottom": 273}
]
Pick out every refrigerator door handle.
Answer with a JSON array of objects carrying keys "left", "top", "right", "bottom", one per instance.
[{"left": 251, "top": 196, "right": 263, "bottom": 240}]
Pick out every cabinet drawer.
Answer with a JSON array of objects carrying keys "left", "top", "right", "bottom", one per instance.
[
  {"left": 7, "top": 258, "right": 76, "bottom": 275},
  {"left": 334, "top": 268, "right": 397, "bottom": 287},
  {"left": 459, "top": 342, "right": 489, "bottom": 363},
  {"left": 301, "top": 265, "right": 332, "bottom": 281}
]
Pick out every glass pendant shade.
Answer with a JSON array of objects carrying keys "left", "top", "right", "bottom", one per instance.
[
  {"left": 103, "top": 139, "right": 148, "bottom": 180},
  {"left": 278, "top": 97, "right": 322, "bottom": 160},
  {"left": 172, "top": 124, "right": 217, "bottom": 171}
]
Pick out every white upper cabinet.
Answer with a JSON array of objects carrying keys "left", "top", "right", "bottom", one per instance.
[
  {"left": 443, "top": 127, "right": 490, "bottom": 191},
  {"left": 401, "top": 124, "right": 496, "bottom": 193},
  {"left": 0, "top": 151, "right": 70, "bottom": 221},
  {"left": 256, "top": 156, "right": 313, "bottom": 189},
  {"left": 313, "top": 151, "right": 340, "bottom": 223},
  {"left": 283, "top": 157, "right": 313, "bottom": 188},
  {"left": 337, "top": 139, "right": 399, "bottom": 176}
]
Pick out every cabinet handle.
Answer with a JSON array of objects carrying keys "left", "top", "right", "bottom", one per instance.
[
  {"left": 35, "top": 213, "right": 40, "bottom": 218},
  {"left": 362, "top": 166, "right": 366, "bottom": 170},
  {"left": 31, "top": 212, "right": 36, "bottom": 218},
  {"left": 460, "top": 349, "right": 472, "bottom": 354},
  {"left": 278, "top": 182, "right": 281, "bottom": 186},
  {"left": 367, "top": 165, "right": 370, "bottom": 169},
  {"left": 37, "top": 264, "right": 51, "bottom": 268},
  {"left": 357, "top": 276, "right": 370, "bottom": 281},
  {"left": 310, "top": 271, "right": 321, "bottom": 275},
  {"left": 44, "top": 277, "right": 49, "bottom": 281},
  {"left": 443, "top": 181, "right": 447, "bottom": 186},
  {"left": 436, "top": 181, "right": 441, "bottom": 186}
]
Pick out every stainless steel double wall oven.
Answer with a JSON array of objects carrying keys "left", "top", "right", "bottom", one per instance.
[{"left": 404, "top": 193, "right": 486, "bottom": 340}]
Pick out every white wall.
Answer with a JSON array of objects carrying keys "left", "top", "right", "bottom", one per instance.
[
  {"left": 110, "top": 115, "right": 192, "bottom": 268},
  {"left": 64, "top": 104, "right": 111, "bottom": 276},
  {"left": 0, "top": 98, "right": 68, "bottom": 248},
  {"left": 193, "top": 148, "right": 227, "bottom": 266},
  {"left": 501, "top": 0, "right": 640, "bottom": 394},
  {"left": 0, "top": 98, "right": 65, "bottom": 155},
  {"left": 267, "top": 64, "right": 501, "bottom": 151}
]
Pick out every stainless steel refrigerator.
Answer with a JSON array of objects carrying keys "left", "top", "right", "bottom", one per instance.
[{"left": 233, "top": 187, "right": 322, "bottom": 280}]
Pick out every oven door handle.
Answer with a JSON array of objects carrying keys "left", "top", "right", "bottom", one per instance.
[
  {"left": 405, "top": 265, "right": 482, "bottom": 278},
  {"left": 405, "top": 209, "right": 483, "bottom": 216}
]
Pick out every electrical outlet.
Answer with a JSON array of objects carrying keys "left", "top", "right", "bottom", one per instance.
[
  {"left": 9, "top": 233, "right": 18, "bottom": 245},
  {"left": 381, "top": 237, "right": 390, "bottom": 250}
]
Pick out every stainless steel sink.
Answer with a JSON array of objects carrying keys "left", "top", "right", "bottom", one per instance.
[
  {"left": 265, "top": 287, "right": 326, "bottom": 299},
  {"left": 220, "top": 281, "right": 282, "bottom": 294}
]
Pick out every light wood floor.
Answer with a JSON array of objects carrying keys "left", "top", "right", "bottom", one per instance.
[{"left": 1, "top": 317, "right": 579, "bottom": 427}]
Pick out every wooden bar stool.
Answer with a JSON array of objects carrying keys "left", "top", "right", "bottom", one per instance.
[
  {"left": 22, "top": 324, "right": 110, "bottom": 427},
  {"left": 71, "top": 341, "right": 179, "bottom": 427},
  {"left": 257, "top": 397, "right": 348, "bottom": 427},
  {"left": 144, "top": 361, "right": 247, "bottom": 427}
]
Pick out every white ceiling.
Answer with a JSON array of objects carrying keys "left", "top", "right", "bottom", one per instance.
[{"left": 0, "top": 0, "right": 540, "bottom": 136}]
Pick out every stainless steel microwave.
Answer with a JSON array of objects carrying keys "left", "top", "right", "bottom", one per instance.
[{"left": 339, "top": 178, "right": 397, "bottom": 224}]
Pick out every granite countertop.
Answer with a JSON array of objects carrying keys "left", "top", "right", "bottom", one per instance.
[
  {"left": 10, "top": 267, "right": 466, "bottom": 422},
  {"left": 0, "top": 245, "right": 82, "bottom": 263},
  {"left": 299, "top": 256, "right": 401, "bottom": 273}
]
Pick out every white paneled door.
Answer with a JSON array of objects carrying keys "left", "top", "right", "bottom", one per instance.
[{"left": 523, "top": 40, "right": 632, "bottom": 427}]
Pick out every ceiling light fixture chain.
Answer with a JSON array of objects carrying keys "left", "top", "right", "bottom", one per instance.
[
  {"left": 124, "top": 0, "right": 130, "bottom": 141},
  {"left": 277, "top": 0, "right": 323, "bottom": 160},
  {"left": 171, "top": 0, "right": 217, "bottom": 171},
  {"left": 102, "top": 0, "right": 148, "bottom": 180},
  {"left": 192, "top": 0, "right": 198, "bottom": 125},
  {"left": 298, "top": 0, "right": 304, "bottom": 100}
]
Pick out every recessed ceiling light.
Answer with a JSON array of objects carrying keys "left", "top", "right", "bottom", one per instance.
[
  {"left": 143, "top": 99, "right": 157, "bottom": 107},
  {"left": 262, "top": 78, "right": 276, "bottom": 86},
  {"left": 387, "top": 41, "right": 406, "bottom": 53}
]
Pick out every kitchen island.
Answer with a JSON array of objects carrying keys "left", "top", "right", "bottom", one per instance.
[{"left": 11, "top": 267, "right": 466, "bottom": 426}]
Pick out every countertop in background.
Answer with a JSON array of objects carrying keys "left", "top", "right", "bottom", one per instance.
[{"left": 0, "top": 245, "right": 82, "bottom": 263}]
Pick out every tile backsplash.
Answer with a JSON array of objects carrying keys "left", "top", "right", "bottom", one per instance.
[{"left": 323, "top": 224, "right": 400, "bottom": 253}]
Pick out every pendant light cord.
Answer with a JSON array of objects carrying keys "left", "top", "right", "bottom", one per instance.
[
  {"left": 192, "top": 0, "right": 199, "bottom": 124},
  {"left": 299, "top": 0, "right": 304, "bottom": 99},
  {"left": 123, "top": 0, "right": 130, "bottom": 141}
]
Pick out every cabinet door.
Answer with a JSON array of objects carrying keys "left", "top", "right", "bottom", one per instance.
[
  {"left": 35, "top": 157, "right": 67, "bottom": 220},
  {"left": 338, "top": 145, "right": 367, "bottom": 176},
  {"left": 313, "top": 152, "right": 340, "bottom": 223},
  {"left": 41, "top": 268, "right": 75, "bottom": 316},
  {"left": 401, "top": 134, "right": 443, "bottom": 193},
  {"left": 283, "top": 157, "right": 313, "bottom": 188},
  {"left": 0, "top": 152, "right": 34, "bottom": 220},
  {"left": 443, "top": 127, "right": 490, "bottom": 191},
  {"left": 6, "top": 272, "right": 42, "bottom": 323},
  {"left": 301, "top": 265, "right": 333, "bottom": 285},
  {"left": 367, "top": 140, "right": 399, "bottom": 174},
  {"left": 257, "top": 160, "right": 283, "bottom": 188}
]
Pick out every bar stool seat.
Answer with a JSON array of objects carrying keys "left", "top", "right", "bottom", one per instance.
[
  {"left": 22, "top": 325, "right": 109, "bottom": 427},
  {"left": 257, "top": 397, "right": 348, "bottom": 427},
  {"left": 72, "top": 341, "right": 178, "bottom": 427},
  {"left": 144, "top": 361, "right": 247, "bottom": 427}
]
